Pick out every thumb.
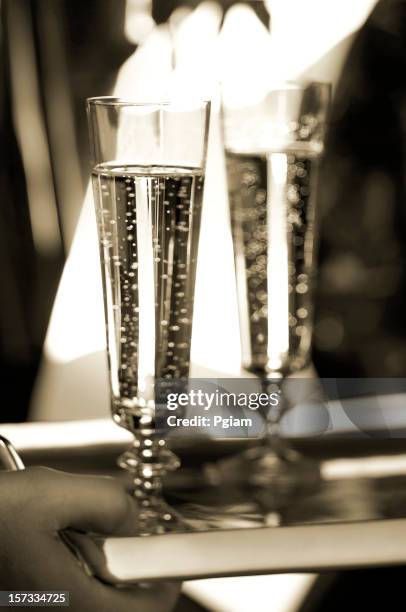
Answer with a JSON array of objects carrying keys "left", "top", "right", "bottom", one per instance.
[{"left": 20, "top": 467, "right": 140, "bottom": 535}]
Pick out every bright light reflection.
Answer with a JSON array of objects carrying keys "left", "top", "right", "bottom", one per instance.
[
  {"left": 218, "top": 4, "right": 273, "bottom": 108},
  {"left": 267, "top": 153, "right": 289, "bottom": 371},
  {"left": 184, "top": 574, "right": 317, "bottom": 612},
  {"left": 323, "top": 456, "right": 406, "bottom": 481},
  {"left": 44, "top": 186, "right": 106, "bottom": 363}
]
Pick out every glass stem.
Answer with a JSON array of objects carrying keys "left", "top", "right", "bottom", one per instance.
[
  {"left": 260, "top": 376, "right": 301, "bottom": 462},
  {"left": 117, "top": 411, "right": 182, "bottom": 532}
]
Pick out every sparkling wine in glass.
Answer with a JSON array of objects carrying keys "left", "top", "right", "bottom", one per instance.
[
  {"left": 223, "top": 83, "right": 330, "bottom": 477},
  {"left": 87, "top": 98, "right": 210, "bottom": 533},
  {"left": 224, "top": 83, "right": 330, "bottom": 379}
]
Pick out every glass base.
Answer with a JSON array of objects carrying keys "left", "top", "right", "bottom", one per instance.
[
  {"left": 134, "top": 497, "right": 188, "bottom": 535},
  {"left": 210, "top": 440, "right": 321, "bottom": 526}
]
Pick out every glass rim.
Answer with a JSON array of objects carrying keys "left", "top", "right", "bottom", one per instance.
[{"left": 87, "top": 96, "right": 211, "bottom": 108}]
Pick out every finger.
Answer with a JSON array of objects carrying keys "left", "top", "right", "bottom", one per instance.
[
  {"left": 172, "top": 1, "right": 222, "bottom": 68},
  {"left": 171, "top": 1, "right": 222, "bottom": 99},
  {"left": 168, "top": 5, "right": 193, "bottom": 37},
  {"left": 115, "top": 23, "right": 173, "bottom": 100},
  {"left": 218, "top": 4, "right": 272, "bottom": 105},
  {"left": 9, "top": 467, "right": 140, "bottom": 535}
]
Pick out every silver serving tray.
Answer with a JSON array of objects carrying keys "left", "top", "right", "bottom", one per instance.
[{"left": 2, "top": 410, "right": 406, "bottom": 582}]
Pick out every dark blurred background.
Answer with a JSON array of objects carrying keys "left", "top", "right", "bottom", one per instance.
[
  {"left": 314, "top": 0, "right": 406, "bottom": 379},
  {"left": 1, "top": 0, "right": 406, "bottom": 424}
]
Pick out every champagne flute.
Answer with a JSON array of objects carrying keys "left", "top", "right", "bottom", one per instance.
[
  {"left": 87, "top": 98, "right": 210, "bottom": 534},
  {"left": 222, "top": 83, "right": 330, "bottom": 482}
]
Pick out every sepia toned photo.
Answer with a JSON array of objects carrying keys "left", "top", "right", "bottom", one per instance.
[{"left": 1, "top": 1, "right": 406, "bottom": 611}]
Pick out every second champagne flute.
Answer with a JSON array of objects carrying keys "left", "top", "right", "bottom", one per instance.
[{"left": 222, "top": 83, "right": 330, "bottom": 482}]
